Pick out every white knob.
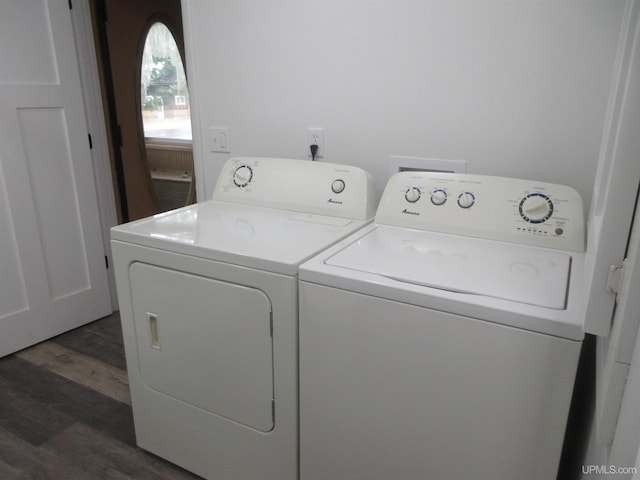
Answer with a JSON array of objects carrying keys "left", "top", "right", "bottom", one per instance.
[
  {"left": 405, "top": 187, "right": 421, "bottom": 203},
  {"left": 524, "top": 199, "right": 549, "bottom": 216},
  {"left": 430, "top": 189, "right": 447, "bottom": 206},
  {"left": 233, "top": 165, "right": 253, "bottom": 187},
  {"left": 457, "top": 192, "right": 475, "bottom": 209},
  {"left": 332, "top": 179, "right": 346, "bottom": 194},
  {"left": 519, "top": 193, "right": 553, "bottom": 223}
]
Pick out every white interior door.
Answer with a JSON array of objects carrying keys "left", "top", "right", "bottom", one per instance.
[
  {"left": 604, "top": 189, "right": 640, "bottom": 469},
  {"left": 0, "top": 0, "right": 111, "bottom": 356},
  {"left": 582, "top": 0, "right": 640, "bottom": 471}
]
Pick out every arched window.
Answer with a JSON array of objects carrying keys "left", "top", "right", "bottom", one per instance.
[
  {"left": 140, "top": 22, "right": 195, "bottom": 211},
  {"left": 140, "top": 22, "right": 191, "bottom": 141}
]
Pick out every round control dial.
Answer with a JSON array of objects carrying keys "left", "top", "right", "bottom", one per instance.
[
  {"left": 405, "top": 187, "right": 421, "bottom": 203},
  {"left": 233, "top": 165, "right": 253, "bottom": 188},
  {"left": 457, "top": 192, "right": 475, "bottom": 209},
  {"left": 519, "top": 192, "right": 554, "bottom": 223},
  {"left": 331, "top": 179, "right": 346, "bottom": 194},
  {"left": 430, "top": 189, "right": 447, "bottom": 206}
]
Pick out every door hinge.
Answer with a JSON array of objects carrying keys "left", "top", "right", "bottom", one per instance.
[
  {"left": 272, "top": 398, "right": 275, "bottom": 421},
  {"left": 105, "top": 255, "right": 109, "bottom": 269},
  {"left": 269, "top": 311, "right": 273, "bottom": 337},
  {"left": 68, "top": 0, "right": 72, "bottom": 9},
  {"left": 607, "top": 259, "right": 628, "bottom": 301},
  {"left": 88, "top": 133, "right": 93, "bottom": 150}
]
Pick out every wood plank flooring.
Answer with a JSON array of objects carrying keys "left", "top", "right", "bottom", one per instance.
[
  {"left": 0, "top": 312, "right": 201, "bottom": 479},
  {"left": 0, "top": 311, "right": 593, "bottom": 479}
]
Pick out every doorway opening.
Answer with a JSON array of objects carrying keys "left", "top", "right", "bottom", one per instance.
[{"left": 90, "top": 0, "right": 195, "bottom": 223}]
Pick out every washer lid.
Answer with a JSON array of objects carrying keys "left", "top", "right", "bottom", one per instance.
[{"left": 325, "top": 225, "right": 571, "bottom": 309}]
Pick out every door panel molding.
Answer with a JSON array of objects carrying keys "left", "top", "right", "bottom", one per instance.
[{"left": 0, "top": 0, "right": 112, "bottom": 356}]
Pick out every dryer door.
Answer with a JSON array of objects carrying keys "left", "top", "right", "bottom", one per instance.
[{"left": 129, "top": 262, "right": 274, "bottom": 432}]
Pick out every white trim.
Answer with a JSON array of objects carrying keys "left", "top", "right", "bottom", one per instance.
[
  {"left": 583, "top": 0, "right": 640, "bottom": 337},
  {"left": 181, "top": 0, "right": 206, "bottom": 202},
  {"left": 70, "top": 0, "right": 119, "bottom": 310},
  {"left": 608, "top": 196, "right": 640, "bottom": 469},
  {"left": 583, "top": 0, "right": 640, "bottom": 474}
]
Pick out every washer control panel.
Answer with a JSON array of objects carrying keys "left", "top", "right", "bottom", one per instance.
[
  {"left": 213, "top": 157, "right": 378, "bottom": 221},
  {"left": 376, "top": 172, "right": 584, "bottom": 252}
]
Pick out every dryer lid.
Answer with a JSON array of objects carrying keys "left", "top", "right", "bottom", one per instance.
[
  {"left": 324, "top": 225, "right": 572, "bottom": 310},
  {"left": 111, "top": 200, "right": 369, "bottom": 275}
]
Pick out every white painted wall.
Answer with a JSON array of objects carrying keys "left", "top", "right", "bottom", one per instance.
[{"left": 183, "top": 0, "right": 625, "bottom": 205}]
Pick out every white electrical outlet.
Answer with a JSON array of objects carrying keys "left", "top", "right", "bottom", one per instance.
[{"left": 307, "top": 128, "right": 324, "bottom": 159}]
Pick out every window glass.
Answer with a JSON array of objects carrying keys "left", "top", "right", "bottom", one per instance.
[{"left": 141, "top": 23, "right": 191, "bottom": 141}]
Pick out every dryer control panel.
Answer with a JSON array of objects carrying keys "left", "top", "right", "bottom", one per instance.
[
  {"left": 212, "top": 157, "right": 377, "bottom": 221},
  {"left": 376, "top": 172, "right": 585, "bottom": 252}
]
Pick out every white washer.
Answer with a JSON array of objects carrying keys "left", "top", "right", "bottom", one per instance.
[
  {"left": 299, "top": 172, "right": 586, "bottom": 480},
  {"left": 111, "top": 157, "right": 377, "bottom": 480}
]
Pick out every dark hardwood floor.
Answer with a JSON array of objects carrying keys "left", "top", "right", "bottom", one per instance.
[{"left": 0, "top": 312, "right": 201, "bottom": 479}]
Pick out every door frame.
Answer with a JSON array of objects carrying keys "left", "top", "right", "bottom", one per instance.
[
  {"left": 70, "top": 0, "right": 119, "bottom": 309},
  {"left": 582, "top": 0, "right": 640, "bottom": 338},
  {"left": 69, "top": 0, "right": 202, "bottom": 308},
  {"left": 606, "top": 191, "right": 640, "bottom": 472},
  {"left": 581, "top": 0, "right": 640, "bottom": 472}
]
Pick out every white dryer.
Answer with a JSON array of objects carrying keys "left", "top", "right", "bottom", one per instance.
[
  {"left": 111, "top": 157, "right": 377, "bottom": 480},
  {"left": 299, "top": 172, "right": 586, "bottom": 480}
]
